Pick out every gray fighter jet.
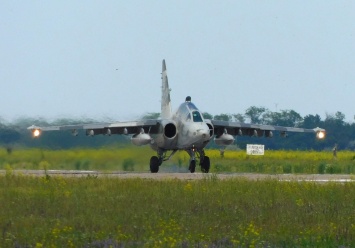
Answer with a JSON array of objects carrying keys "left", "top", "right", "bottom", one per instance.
[{"left": 28, "top": 60, "right": 326, "bottom": 173}]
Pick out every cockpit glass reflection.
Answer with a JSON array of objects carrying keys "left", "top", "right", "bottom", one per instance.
[{"left": 192, "top": 111, "right": 203, "bottom": 122}]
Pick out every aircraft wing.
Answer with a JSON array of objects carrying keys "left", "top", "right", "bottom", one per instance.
[
  {"left": 27, "top": 119, "right": 161, "bottom": 137},
  {"left": 211, "top": 120, "right": 326, "bottom": 138}
]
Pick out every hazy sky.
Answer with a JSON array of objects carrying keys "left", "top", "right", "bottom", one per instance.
[{"left": 1, "top": 1, "right": 355, "bottom": 122}]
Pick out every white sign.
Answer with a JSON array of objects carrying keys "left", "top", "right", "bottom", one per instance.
[{"left": 246, "top": 144, "right": 265, "bottom": 155}]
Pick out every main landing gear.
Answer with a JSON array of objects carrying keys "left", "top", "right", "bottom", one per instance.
[
  {"left": 149, "top": 148, "right": 210, "bottom": 173},
  {"left": 149, "top": 149, "right": 177, "bottom": 173},
  {"left": 149, "top": 156, "right": 162, "bottom": 173},
  {"left": 200, "top": 156, "right": 210, "bottom": 173}
]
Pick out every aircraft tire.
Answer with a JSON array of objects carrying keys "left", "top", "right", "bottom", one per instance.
[
  {"left": 189, "top": 160, "right": 196, "bottom": 173},
  {"left": 201, "top": 156, "right": 210, "bottom": 173},
  {"left": 150, "top": 156, "right": 160, "bottom": 173}
]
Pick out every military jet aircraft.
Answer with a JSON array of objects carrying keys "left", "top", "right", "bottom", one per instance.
[{"left": 28, "top": 60, "right": 326, "bottom": 173}]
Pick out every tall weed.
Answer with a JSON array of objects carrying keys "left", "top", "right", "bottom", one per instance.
[{"left": 0, "top": 176, "right": 354, "bottom": 247}]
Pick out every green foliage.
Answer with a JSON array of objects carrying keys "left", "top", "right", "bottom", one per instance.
[
  {"left": 262, "top": 109, "right": 303, "bottom": 127},
  {"left": 0, "top": 127, "right": 20, "bottom": 145},
  {"left": 213, "top": 163, "right": 229, "bottom": 172},
  {"left": 233, "top": 113, "right": 245, "bottom": 123},
  {"left": 1, "top": 176, "right": 355, "bottom": 247},
  {"left": 141, "top": 112, "right": 160, "bottom": 119},
  {"left": 213, "top": 113, "right": 232, "bottom": 121},
  {"left": 122, "top": 158, "right": 135, "bottom": 171},
  {"left": 245, "top": 106, "right": 267, "bottom": 124},
  {"left": 1, "top": 148, "right": 355, "bottom": 174},
  {"left": 202, "top": 112, "right": 213, "bottom": 120}
]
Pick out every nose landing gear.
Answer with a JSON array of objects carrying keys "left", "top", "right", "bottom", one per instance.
[{"left": 186, "top": 148, "right": 210, "bottom": 173}]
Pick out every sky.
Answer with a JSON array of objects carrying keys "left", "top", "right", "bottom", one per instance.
[{"left": 1, "top": 1, "right": 355, "bottom": 123}]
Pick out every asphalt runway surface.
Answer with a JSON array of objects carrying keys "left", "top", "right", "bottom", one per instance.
[{"left": 1, "top": 170, "right": 355, "bottom": 183}]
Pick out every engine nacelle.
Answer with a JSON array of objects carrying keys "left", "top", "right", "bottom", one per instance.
[
  {"left": 163, "top": 121, "right": 177, "bottom": 139},
  {"left": 205, "top": 120, "right": 214, "bottom": 139},
  {"left": 152, "top": 120, "right": 178, "bottom": 150},
  {"left": 214, "top": 133, "right": 235, "bottom": 146},
  {"left": 131, "top": 133, "right": 152, "bottom": 146}
]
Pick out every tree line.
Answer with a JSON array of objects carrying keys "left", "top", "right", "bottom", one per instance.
[{"left": 0, "top": 106, "right": 353, "bottom": 151}]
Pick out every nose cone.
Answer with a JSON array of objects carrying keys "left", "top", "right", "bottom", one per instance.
[
  {"left": 179, "top": 122, "right": 212, "bottom": 149},
  {"left": 197, "top": 124, "right": 211, "bottom": 141}
]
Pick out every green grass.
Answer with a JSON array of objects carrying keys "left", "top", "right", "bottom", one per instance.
[
  {"left": 1, "top": 147, "right": 355, "bottom": 174},
  {"left": 1, "top": 174, "right": 355, "bottom": 247},
  {"left": 1, "top": 147, "right": 354, "bottom": 246}
]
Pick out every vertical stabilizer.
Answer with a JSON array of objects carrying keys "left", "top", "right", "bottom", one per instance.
[{"left": 161, "top": 59, "right": 172, "bottom": 119}]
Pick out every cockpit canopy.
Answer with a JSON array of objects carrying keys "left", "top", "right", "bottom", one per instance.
[{"left": 176, "top": 101, "right": 204, "bottom": 123}]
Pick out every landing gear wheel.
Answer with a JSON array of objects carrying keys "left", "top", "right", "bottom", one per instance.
[
  {"left": 189, "top": 160, "right": 196, "bottom": 173},
  {"left": 201, "top": 156, "right": 210, "bottom": 173},
  {"left": 150, "top": 156, "right": 160, "bottom": 173}
]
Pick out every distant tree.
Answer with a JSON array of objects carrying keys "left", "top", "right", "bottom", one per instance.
[
  {"left": 245, "top": 106, "right": 267, "bottom": 124},
  {"left": 262, "top": 110, "right": 302, "bottom": 127},
  {"left": 213, "top": 114, "right": 232, "bottom": 121},
  {"left": 202, "top": 112, "right": 213, "bottom": 120},
  {"left": 325, "top": 111, "right": 346, "bottom": 127},
  {"left": 12, "top": 117, "right": 50, "bottom": 129},
  {"left": 51, "top": 118, "right": 96, "bottom": 126},
  {"left": 322, "top": 111, "right": 349, "bottom": 149},
  {"left": 142, "top": 112, "right": 160, "bottom": 119},
  {"left": 335, "top": 111, "right": 345, "bottom": 120},
  {"left": 261, "top": 111, "right": 279, "bottom": 125},
  {"left": 0, "top": 127, "right": 20, "bottom": 146},
  {"left": 302, "top": 114, "right": 322, "bottom": 128},
  {"left": 233, "top": 114, "right": 245, "bottom": 123}
]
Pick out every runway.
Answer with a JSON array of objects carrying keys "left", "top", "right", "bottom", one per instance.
[{"left": 1, "top": 170, "right": 355, "bottom": 183}]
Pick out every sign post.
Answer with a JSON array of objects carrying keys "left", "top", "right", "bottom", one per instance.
[{"left": 246, "top": 144, "right": 265, "bottom": 155}]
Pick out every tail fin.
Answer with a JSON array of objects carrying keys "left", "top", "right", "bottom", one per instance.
[{"left": 161, "top": 59, "right": 172, "bottom": 119}]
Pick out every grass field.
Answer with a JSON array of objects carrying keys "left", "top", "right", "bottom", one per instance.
[
  {"left": 1, "top": 147, "right": 355, "bottom": 247},
  {"left": 1, "top": 146, "right": 355, "bottom": 174},
  {"left": 1, "top": 174, "right": 355, "bottom": 247}
]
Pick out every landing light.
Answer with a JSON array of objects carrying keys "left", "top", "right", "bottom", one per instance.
[
  {"left": 33, "top": 129, "right": 41, "bottom": 137},
  {"left": 316, "top": 131, "right": 326, "bottom": 139}
]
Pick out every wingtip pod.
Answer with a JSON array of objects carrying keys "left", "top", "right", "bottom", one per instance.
[
  {"left": 27, "top": 125, "right": 41, "bottom": 138},
  {"left": 314, "top": 127, "right": 326, "bottom": 139}
]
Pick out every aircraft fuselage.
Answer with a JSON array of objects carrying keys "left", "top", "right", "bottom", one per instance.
[{"left": 172, "top": 101, "right": 210, "bottom": 149}]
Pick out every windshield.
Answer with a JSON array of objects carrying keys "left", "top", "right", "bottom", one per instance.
[
  {"left": 176, "top": 102, "right": 204, "bottom": 122},
  {"left": 192, "top": 111, "right": 203, "bottom": 122}
]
